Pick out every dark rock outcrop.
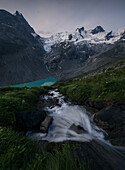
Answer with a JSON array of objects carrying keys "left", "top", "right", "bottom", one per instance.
[
  {"left": 0, "top": 9, "right": 50, "bottom": 86},
  {"left": 69, "top": 124, "right": 85, "bottom": 134},
  {"left": 86, "top": 100, "right": 104, "bottom": 110},
  {"left": 76, "top": 27, "right": 84, "bottom": 34},
  {"left": 73, "top": 140, "right": 125, "bottom": 170},
  {"left": 91, "top": 26, "right": 105, "bottom": 34},
  {"left": 40, "top": 116, "right": 53, "bottom": 133},
  {"left": 68, "top": 34, "right": 73, "bottom": 40},
  {"left": 105, "top": 31, "right": 114, "bottom": 40},
  {"left": 15, "top": 110, "right": 46, "bottom": 130},
  {"left": 94, "top": 103, "right": 125, "bottom": 146},
  {"left": 37, "top": 95, "right": 60, "bottom": 109},
  {"left": 45, "top": 41, "right": 109, "bottom": 77}
]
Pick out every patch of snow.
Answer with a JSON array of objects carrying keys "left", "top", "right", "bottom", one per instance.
[
  {"left": 46, "top": 65, "right": 50, "bottom": 72},
  {"left": 117, "top": 27, "right": 125, "bottom": 35},
  {"left": 43, "top": 27, "right": 124, "bottom": 52},
  {"left": 31, "top": 33, "right": 38, "bottom": 38}
]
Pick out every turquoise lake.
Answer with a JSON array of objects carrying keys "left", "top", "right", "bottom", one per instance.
[{"left": 10, "top": 77, "right": 57, "bottom": 87}]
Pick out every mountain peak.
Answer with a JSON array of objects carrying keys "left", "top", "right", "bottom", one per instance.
[
  {"left": 91, "top": 26, "right": 105, "bottom": 34},
  {"left": 76, "top": 27, "right": 85, "bottom": 34},
  {"left": 14, "top": 10, "right": 22, "bottom": 16},
  {"left": 14, "top": 10, "right": 35, "bottom": 33}
]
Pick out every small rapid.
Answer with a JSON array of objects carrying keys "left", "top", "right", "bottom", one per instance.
[
  {"left": 27, "top": 89, "right": 108, "bottom": 143},
  {"left": 27, "top": 89, "right": 125, "bottom": 170}
]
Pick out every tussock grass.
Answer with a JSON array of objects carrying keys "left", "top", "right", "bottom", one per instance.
[
  {"left": 0, "top": 87, "right": 49, "bottom": 126},
  {"left": 0, "top": 86, "right": 87, "bottom": 170},
  {"left": 58, "top": 67, "right": 125, "bottom": 104},
  {"left": 0, "top": 127, "right": 86, "bottom": 170}
]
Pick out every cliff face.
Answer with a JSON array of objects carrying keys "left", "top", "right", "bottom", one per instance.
[
  {"left": 43, "top": 26, "right": 125, "bottom": 79},
  {"left": 0, "top": 10, "right": 50, "bottom": 86}
]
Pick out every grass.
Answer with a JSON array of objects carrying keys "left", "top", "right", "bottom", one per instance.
[
  {"left": 0, "top": 86, "right": 49, "bottom": 126},
  {"left": 58, "top": 66, "right": 125, "bottom": 105},
  {"left": 0, "top": 86, "right": 87, "bottom": 170},
  {"left": 0, "top": 127, "right": 86, "bottom": 170}
]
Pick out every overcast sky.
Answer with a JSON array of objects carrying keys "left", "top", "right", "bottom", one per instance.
[{"left": 0, "top": 0, "right": 125, "bottom": 37}]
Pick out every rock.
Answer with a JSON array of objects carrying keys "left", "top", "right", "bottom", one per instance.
[
  {"left": 15, "top": 111, "right": 46, "bottom": 130},
  {"left": 68, "top": 34, "right": 73, "bottom": 40},
  {"left": 105, "top": 31, "right": 114, "bottom": 40},
  {"left": 91, "top": 26, "right": 105, "bottom": 34},
  {"left": 86, "top": 100, "right": 104, "bottom": 110},
  {"left": 0, "top": 9, "right": 50, "bottom": 86},
  {"left": 69, "top": 124, "right": 85, "bottom": 134},
  {"left": 93, "top": 102, "right": 104, "bottom": 110},
  {"left": 94, "top": 103, "right": 125, "bottom": 146},
  {"left": 76, "top": 27, "right": 84, "bottom": 34},
  {"left": 40, "top": 116, "right": 53, "bottom": 133},
  {"left": 95, "top": 104, "right": 125, "bottom": 124},
  {"left": 39, "top": 96, "right": 59, "bottom": 109},
  {"left": 50, "top": 103, "right": 61, "bottom": 109},
  {"left": 73, "top": 140, "right": 125, "bottom": 170}
]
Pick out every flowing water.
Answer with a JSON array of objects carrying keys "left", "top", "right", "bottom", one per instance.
[
  {"left": 27, "top": 89, "right": 107, "bottom": 143},
  {"left": 27, "top": 89, "right": 125, "bottom": 170}
]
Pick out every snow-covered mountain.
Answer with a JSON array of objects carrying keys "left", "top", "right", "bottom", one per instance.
[
  {"left": 0, "top": 9, "right": 125, "bottom": 84},
  {"left": 42, "top": 26, "right": 125, "bottom": 79},
  {"left": 43, "top": 26, "right": 125, "bottom": 53}
]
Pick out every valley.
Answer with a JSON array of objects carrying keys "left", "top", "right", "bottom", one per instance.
[{"left": 0, "top": 9, "right": 125, "bottom": 170}]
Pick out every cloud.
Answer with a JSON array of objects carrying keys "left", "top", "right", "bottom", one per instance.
[{"left": 0, "top": 0, "right": 125, "bottom": 35}]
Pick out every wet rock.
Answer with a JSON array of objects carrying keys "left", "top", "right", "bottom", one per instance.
[
  {"left": 94, "top": 117, "right": 110, "bottom": 130},
  {"left": 38, "top": 96, "right": 59, "bottom": 109},
  {"left": 40, "top": 116, "right": 53, "bottom": 133},
  {"left": 50, "top": 103, "right": 61, "bottom": 109},
  {"left": 69, "top": 124, "right": 85, "bottom": 134},
  {"left": 15, "top": 111, "right": 46, "bottom": 130},
  {"left": 56, "top": 103, "right": 62, "bottom": 107},
  {"left": 73, "top": 140, "right": 125, "bottom": 170}
]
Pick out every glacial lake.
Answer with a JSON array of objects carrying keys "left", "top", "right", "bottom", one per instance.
[{"left": 11, "top": 76, "right": 57, "bottom": 87}]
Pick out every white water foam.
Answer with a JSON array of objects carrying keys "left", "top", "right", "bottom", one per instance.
[{"left": 27, "top": 90, "right": 108, "bottom": 143}]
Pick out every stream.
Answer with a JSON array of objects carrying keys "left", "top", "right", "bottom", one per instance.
[{"left": 27, "top": 89, "right": 125, "bottom": 170}]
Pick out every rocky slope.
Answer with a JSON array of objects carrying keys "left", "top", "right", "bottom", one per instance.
[
  {"left": 0, "top": 10, "right": 50, "bottom": 86},
  {"left": 44, "top": 26, "right": 125, "bottom": 79},
  {"left": 0, "top": 9, "right": 125, "bottom": 86}
]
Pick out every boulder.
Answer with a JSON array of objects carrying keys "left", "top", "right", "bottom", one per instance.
[
  {"left": 69, "top": 123, "right": 85, "bottom": 134},
  {"left": 94, "top": 103, "right": 125, "bottom": 146},
  {"left": 40, "top": 116, "right": 53, "bottom": 133},
  {"left": 15, "top": 110, "right": 46, "bottom": 130},
  {"left": 95, "top": 104, "right": 125, "bottom": 124}
]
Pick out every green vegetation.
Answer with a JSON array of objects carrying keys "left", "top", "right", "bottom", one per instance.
[
  {"left": 0, "top": 86, "right": 86, "bottom": 170},
  {"left": 58, "top": 66, "right": 125, "bottom": 104},
  {"left": 0, "top": 127, "right": 86, "bottom": 170},
  {"left": 0, "top": 87, "right": 48, "bottom": 126}
]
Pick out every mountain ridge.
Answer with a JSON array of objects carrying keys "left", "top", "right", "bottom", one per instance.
[
  {"left": 0, "top": 9, "right": 50, "bottom": 86},
  {"left": 43, "top": 25, "right": 125, "bottom": 79},
  {"left": 0, "top": 9, "right": 125, "bottom": 86}
]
